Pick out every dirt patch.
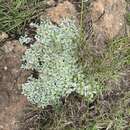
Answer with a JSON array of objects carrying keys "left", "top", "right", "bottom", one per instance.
[{"left": 0, "top": 40, "right": 31, "bottom": 130}]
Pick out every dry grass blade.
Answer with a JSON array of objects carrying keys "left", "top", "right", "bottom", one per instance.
[{"left": 0, "top": 0, "right": 47, "bottom": 34}]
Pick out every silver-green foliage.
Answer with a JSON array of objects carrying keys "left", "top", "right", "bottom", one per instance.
[{"left": 20, "top": 19, "right": 100, "bottom": 108}]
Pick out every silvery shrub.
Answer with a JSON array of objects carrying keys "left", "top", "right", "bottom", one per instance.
[{"left": 20, "top": 19, "right": 100, "bottom": 108}]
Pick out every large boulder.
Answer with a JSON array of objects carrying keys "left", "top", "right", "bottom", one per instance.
[{"left": 86, "top": 0, "right": 126, "bottom": 55}]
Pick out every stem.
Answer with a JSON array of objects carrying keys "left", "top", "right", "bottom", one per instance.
[{"left": 80, "top": 0, "right": 84, "bottom": 34}]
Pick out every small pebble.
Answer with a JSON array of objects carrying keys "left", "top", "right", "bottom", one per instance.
[
  {"left": 47, "top": 0, "right": 56, "bottom": 6},
  {"left": 4, "top": 66, "right": 8, "bottom": 70},
  {"left": 0, "top": 32, "right": 8, "bottom": 42}
]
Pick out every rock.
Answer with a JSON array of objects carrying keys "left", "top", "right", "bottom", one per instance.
[
  {"left": 90, "top": 0, "right": 126, "bottom": 39},
  {"left": 0, "top": 32, "right": 8, "bottom": 42},
  {"left": 0, "top": 39, "right": 30, "bottom": 130},
  {"left": 45, "top": 1, "right": 77, "bottom": 24},
  {"left": 47, "top": 0, "right": 56, "bottom": 6},
  {"left": 2, "top": 40, "right": 26, "bottom": 54},
  {"left": 85, "top": 0, "right": 126, "bottom": 55}
]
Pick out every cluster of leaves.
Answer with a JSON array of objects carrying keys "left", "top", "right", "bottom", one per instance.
[
  {"left": 0, "top": 0, "right": 47, "bottom": 33},
  {"left": 20, "top": 19, "right": 101, "bottom": 108}
]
